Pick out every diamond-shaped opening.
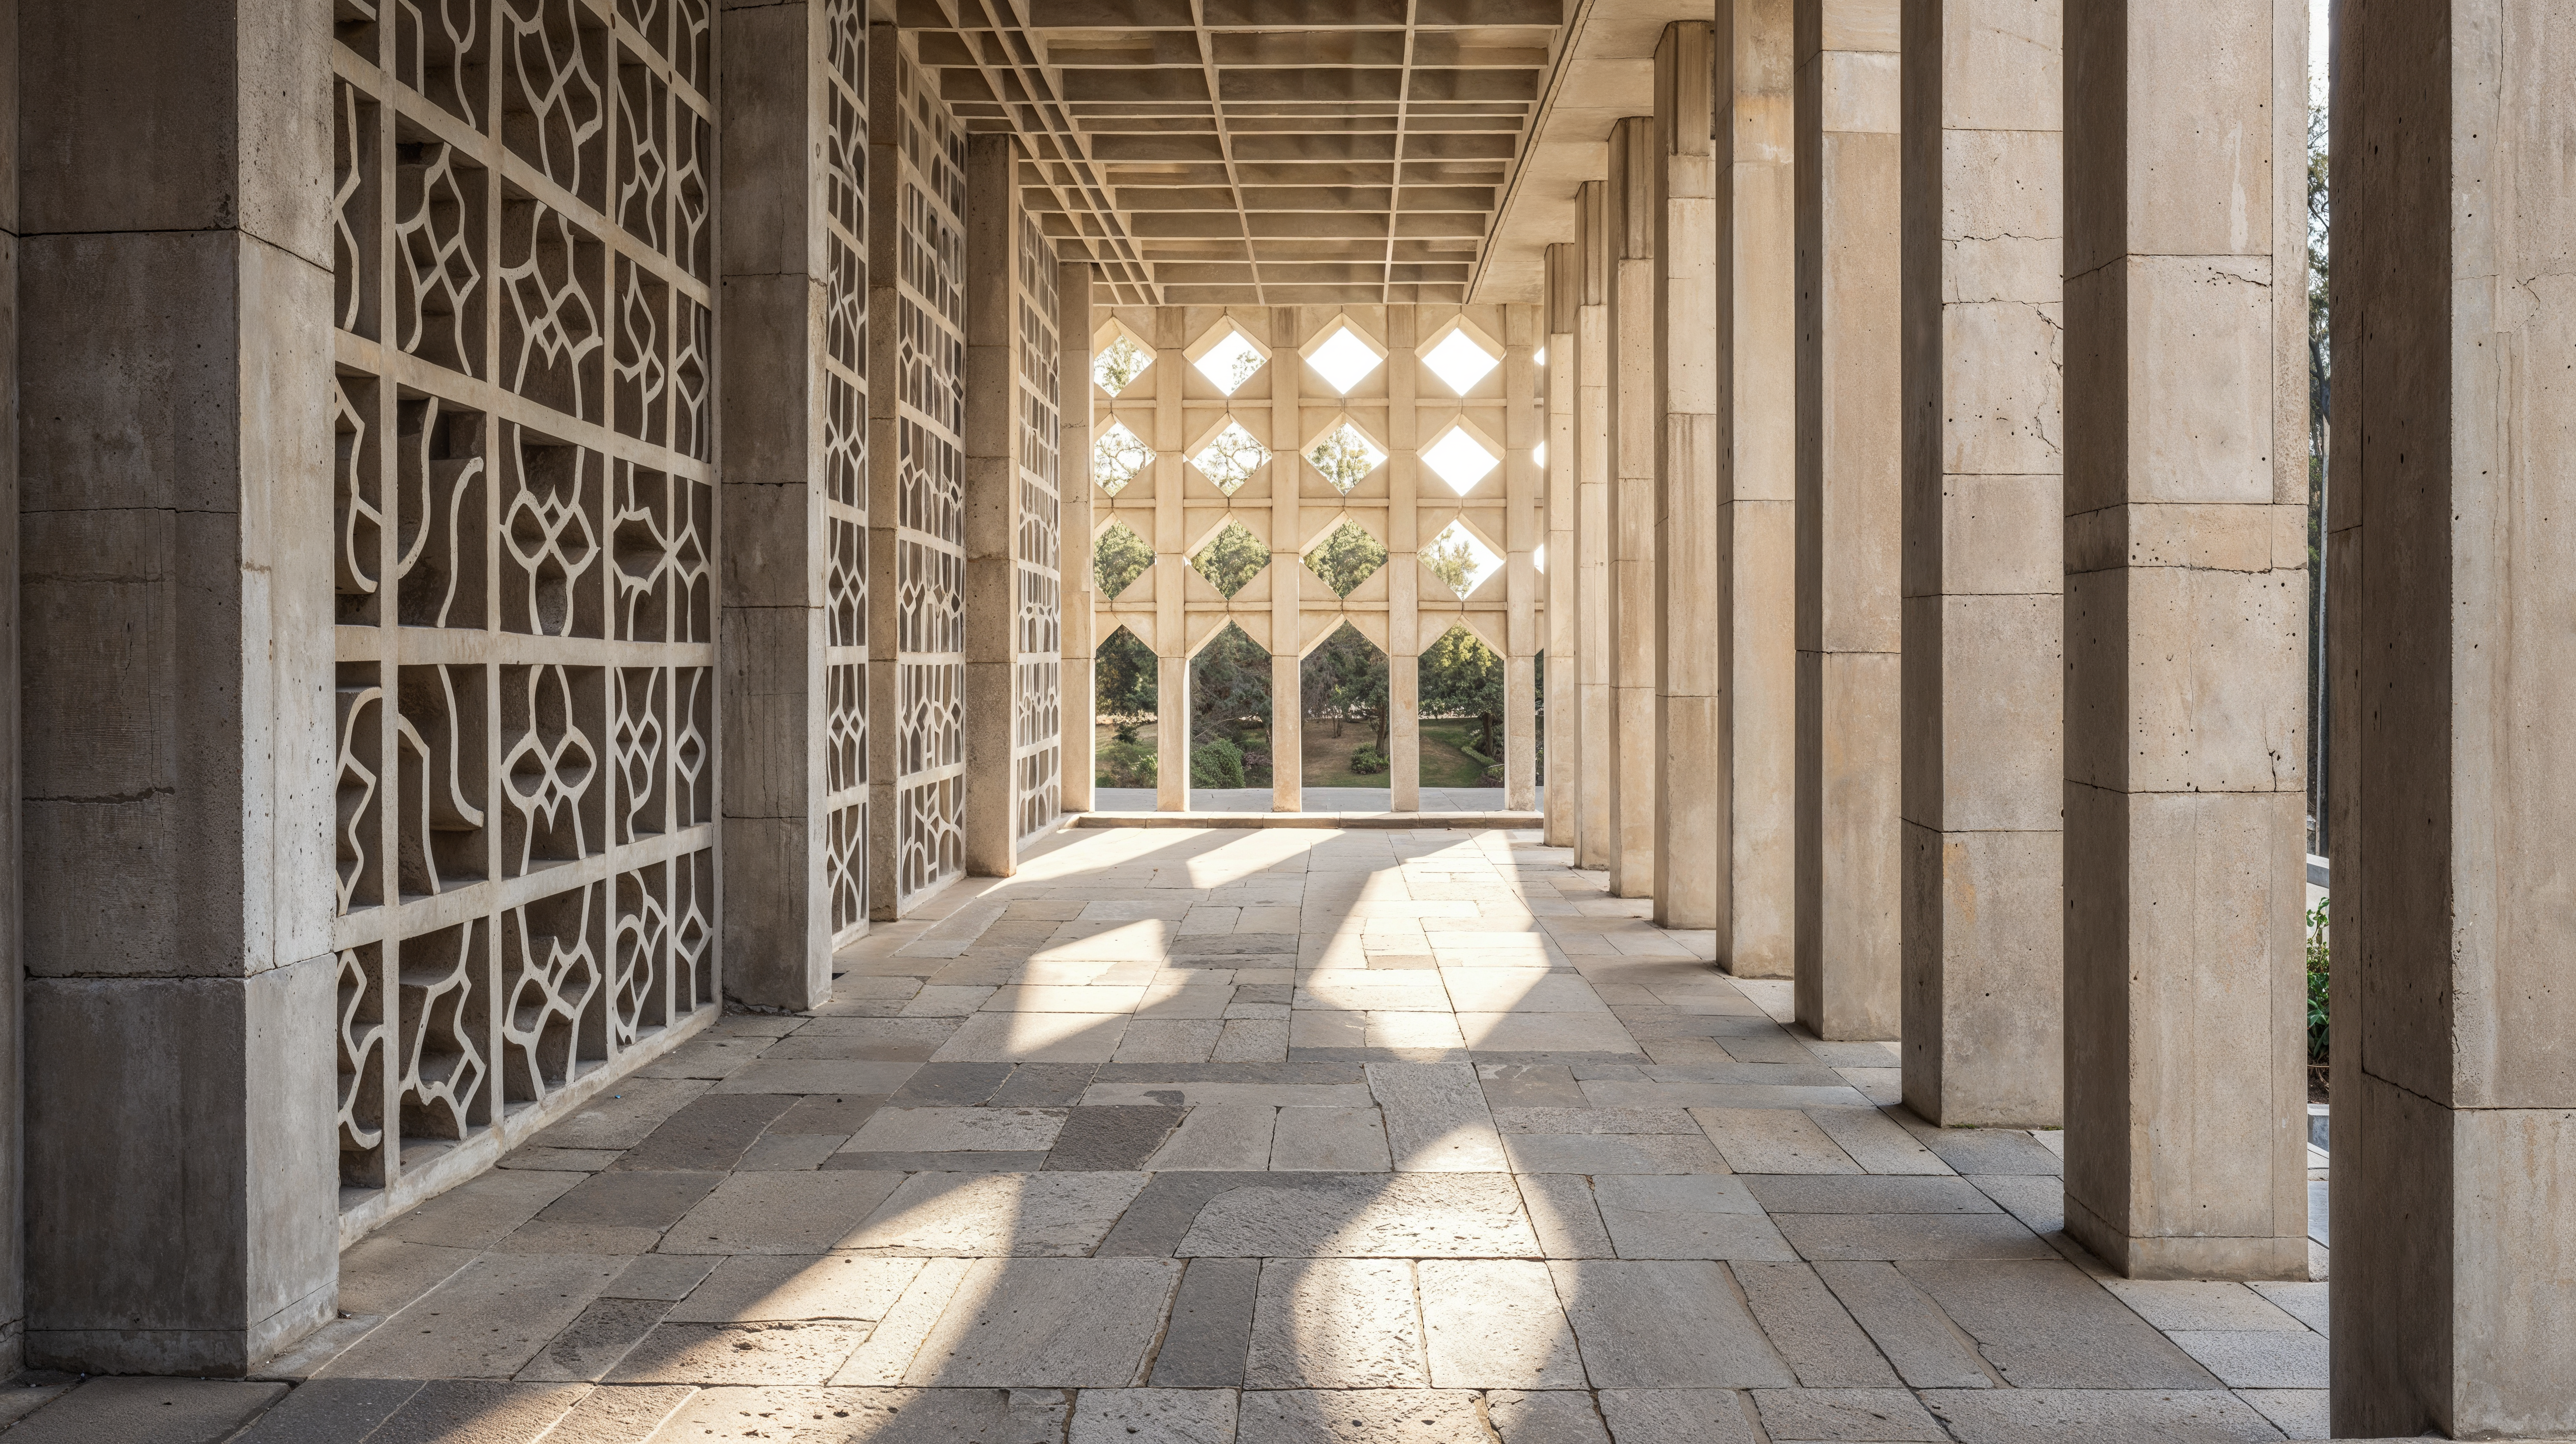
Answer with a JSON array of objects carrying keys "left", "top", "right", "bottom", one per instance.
[
  {"left": 1094, "top": 520, "right": 1153, "bottom": 600},
  {"left": 1304, "top": 519, "right": 1388, "bottom": 598},
  {"left": 1092, "top": 324, "right": 1153, "bottom": 397},
  {"left": 1423, "top": 326, "right": 1501, "bottom": 395},
  {"left": 1533, "top": 440, "right": 1546, "bottom": 469},
  {"left": 1189, "top": 520, "right": 1269, "bottom": 599},
  {"left": 1419, "top": 623, "right": 1506, "bottom": 789},
  {"left": 1533, "top": 542, "right": 1547, "bottom": 575},
  {"left": 1191, "top": 420, "right": 1271, "bottom": 495},
  {"left": 1422, "top": 424, "right": 1501, "bottom": 495},
  {"left": 1093, "top": 419, "right": 1154, "bottom": 495},
  {"left": 1306, "top": 419, "right": 1388, "bottom": 495},
  {"left": 1192, "top": 622, "right": 1274, "bottom": 790},
  {"left": 1299, "top": 620, "right": 1391, "bottom": 787},
  {"left": 1094, "top": 624, "right": 1158, "bottom": 790},
  {"left": 1190, "top": 322, "right": 1268, "bottom": 396},
  {"left": 1421, "top": 520, "right": 1503, "bottom": 600},
  {"left": 1303, "top": 321, "right": 1386, "bottom": 396}
]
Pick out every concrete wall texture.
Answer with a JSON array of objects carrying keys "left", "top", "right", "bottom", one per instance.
[{"left": 0, "top": 0, "right": 2566, "bottom": 1427}]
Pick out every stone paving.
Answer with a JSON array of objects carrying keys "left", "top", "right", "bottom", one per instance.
[{"left": 0, "top": 827, "right": 2346, "bottom": 1443}]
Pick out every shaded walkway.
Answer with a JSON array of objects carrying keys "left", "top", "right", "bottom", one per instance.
[{"left": 2, "top": 828, "right": 2331, "bottom": 1442}]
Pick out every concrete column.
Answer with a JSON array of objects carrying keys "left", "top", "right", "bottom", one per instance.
[
  {"left": 1714, "top": 0, "right": 1799, "bottom": 978},
  {"left": 1060, "top": 266, "right": 1096, "bottom": 814},
  {"left": 1270, "top": 308, "right": 1305, "bottom": 813},
  {"left": 1153, "top": 313, "right": 1189, "bottom": 811},
  {"left": 1653, "top": 23, "right": 1720, "bottom": 928},
  {"left": 0, "top": 0, "right": 23, "bottom": 1375},
  {"left": 719, "top": 0, "right": 841, "bottom": 1004},
  {"left": 2061, "top": 0, "right": 2309, "bottom": 1280},
  {"left": 1793, "top": 0, "right": 1902, "bottom": 1041},
  {"left": 1503, "top": 305, "right": 1541, "bottom": 813},
  {"left": 1542, "top": 246, "right": 1580, "bottom": 848},
  {"left": 1388, "top": 308, "right": 1422, "bottom": 813},
  {"left": 1605, "top": 117, "right": 1660, "bottom": 899},
  {"left": 17, "top": 0, "right": 338, "bottom": 1372},
  {"left": 1896, "top": 0, "right": 2064, "bottom": 1127},
  {"left": 2329, "top": 3, "right": 2576, "bottom": 1432},
  {"left": 965, "top": 136, "right": 1027, "bottom": 874},
  {"left": 1574, "top": 184, "right": 1615, "bottom": 868}
]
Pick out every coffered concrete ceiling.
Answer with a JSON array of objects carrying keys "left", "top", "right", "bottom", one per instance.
[{"left": 899, "top": 0, "right": 1576, "bottom": 306}]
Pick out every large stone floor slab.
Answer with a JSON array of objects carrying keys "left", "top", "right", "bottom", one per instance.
[{"left": 8, "top": 826, "right": 2338, "bottom": 1441}]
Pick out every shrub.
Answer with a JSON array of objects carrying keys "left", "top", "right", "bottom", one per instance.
[
  {"left": 1113, "top": 720, "right": 1141, "bottom": 745},
  {"left": 1191, "top": 737, "right": 1246, "bottom": 789},
  {"left": 1095, "top": 739, "right": 1156, "bottom": 789},
  {"left": 2307, "top": 895, "right": 2330, "bottom": 1068},
  {"left": 1351, "top": 745, "right": 1388, "bottom": 775}
]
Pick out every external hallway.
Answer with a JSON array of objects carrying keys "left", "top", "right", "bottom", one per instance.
[{"left": 0, "top": 826, "right": 2337, "bottom": 1443}]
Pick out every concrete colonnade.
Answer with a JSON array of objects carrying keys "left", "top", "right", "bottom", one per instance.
[{"left": 1550, "top": 0, "right": 2411, "bottom": 1329}]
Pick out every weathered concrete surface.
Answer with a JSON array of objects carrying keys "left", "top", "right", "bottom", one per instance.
[
  {"left": 965, "top": 134, "right": 1027, "bottom": 877},
  {"left": 1794, "top": 0, "right": 1904, "bottom": 1041},
  {"left": 2060, "top": 0, "right": 2310, "bottom": 1282},
  {"left": 1061, "top": 265, "right": 1098, "bottom": 814},
  {"left": 1543, "top": 247, "right": 1582, "bottom": 851},
  {"left": 1574, "top": 182, "right": 1616, "bottom": 871},
  {"left": 1712, "top": 0, "right": 1801, "bottom": 979},
  {"left": 1897, "top": 0, "right": 2065, "bottom": 1127},
  {"left": 16, "top": 0, "right": 339, "bottom": 1375},
  {"left": 2327, "top": 0, "right": 2576, "bottom": 1436},
  {"left": 1652, "top": 23, "right": 1721, "bottom": 932},
  {"left": 720, "top": 0, "right": 840, "bottom": 1005},
  {"left": 1604, "top": 117, "right": 1662, "bottom": 901}
]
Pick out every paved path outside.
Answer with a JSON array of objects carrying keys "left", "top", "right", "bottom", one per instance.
[
  {"left": 1094, "top": 787, "right": 1525, "bottom": 813},
  {"left": 0, "top": 828, "right": 2339, "bottom": 1443}
]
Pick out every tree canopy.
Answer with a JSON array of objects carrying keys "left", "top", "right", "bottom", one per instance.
[
  {"left": 1190, "top": 522, "right": 1269, "bottom": 598},
  {"left": 1303, "top": 521, "right": 1388, "bottom": 598},
  {"left": 1094, "top": 522, "right": 1152, "bottom": 599}
]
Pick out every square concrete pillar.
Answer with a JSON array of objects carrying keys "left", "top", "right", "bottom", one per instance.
[
  {"left": 1543, "top": 246, "right": 1582, "bottom": 849},
  {"left": 1604, "top": 118, "right": 1661, "bottom": 899},
  {"left": 1653, "top": 23, "right": 1720, "bottom": 929},
  {"left": 1574, "top": 184, "right": 1616, "bottom": 869},
  {"left": 1896, "top": 0, "right": 2064, "bottom": 1127},
  {"left": 1504, "top": 305, "right": 1543, "bottom": 814},
  {"left": 1060, "top": 265, "right": 1097, "bottom": 814},
  {"left": 1151, "top": 312, "right": 1189, "bottom": 814},
  {"left": 1388, "top": 307, "right": 1423, "bottom": 815},
  {"left": 1713, "top": 0, "right": 1800, "bottom": 978},
  {"left": 1269, "top": 310, "right": 1305, "bottom": 814},
  {"left": 2328, "top": 1, "right": 2576, "bottom": 1433},
  {"left": 0, "top": 2, "right": 22, "bottom": 1375},
  {"left": 16, "top": 0, "right": 340, "bottom": 1373},
  {"left": 719, "top": 0, "right": 855, "bottom": 1005},
  {"left": 962, "top": 134, "right": 1064, "bottom": 874},
  {"left": 1794, "top": 0, "right": 1904, "bottom": 1040},
  {"left": 2060, "top": 0, "right": 2310, "bottom": 1280}
]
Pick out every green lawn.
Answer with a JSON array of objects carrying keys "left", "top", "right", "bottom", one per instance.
[{"left": 1297, "top": 716, "right": 1491, "bottom": 788}]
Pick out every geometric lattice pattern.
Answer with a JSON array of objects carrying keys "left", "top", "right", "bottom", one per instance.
[
  {"left": 332, "top": 0, "right": 717, "bottom": 1203},
  {"left": 872, "top": 46, "right": 969, "bottom": 911},
  {"left": 1015, "top": 207, "right": 1065, "bottom": 842},
  {"left": 822, "top": 5, "right": 871, "bottom": 939}
]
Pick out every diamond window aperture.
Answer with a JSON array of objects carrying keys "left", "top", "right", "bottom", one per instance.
[
  {"left": 1307, "top": 324, "right": 1384, "bottom": 395},
  {"left": 1423, "top": 328, "right": 1500, "bottom": 395},
  {"left": 1093, "top": 420, "right": 1152, "bottom": 495},
  {"left": 1307, "top": 421, "right": 1386, "bottom": 495},
  {"left": 1422, "top": 425, "right": 1500, "bottom": 495},
  {"left": 1191, "top": 421, "right": 1270, "bottom": 495},
  {"left": 1193, "top": 328, "right": 1266, "bottom": 396},
  {"left": 1093, "top": 334, "right": 1151, "bottom": 397},
  {"left": 1421, "top": 521, "right": 1503, "bottom": 600}
]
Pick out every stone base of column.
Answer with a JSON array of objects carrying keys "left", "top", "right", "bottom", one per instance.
[
  {"left": 26, "top": 964, "right": 340, "bottom": 1375},
  {"left": 2064, "top": 1192, "right": 2309, "bottom": 1284},
  {"left": 1899, "top": 823, "right": 2062, "bottom": 1128}
]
